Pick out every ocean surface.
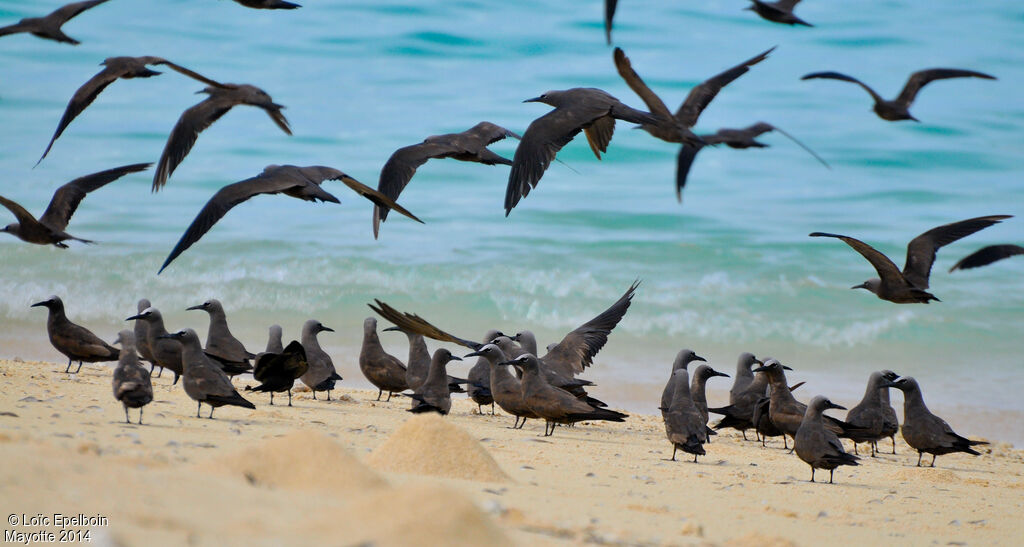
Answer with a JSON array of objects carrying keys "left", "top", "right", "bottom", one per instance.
[{"left": 1, "top": 1, "right": 1022, "bottom": 443}]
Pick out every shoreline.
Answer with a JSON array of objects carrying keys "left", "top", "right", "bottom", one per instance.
[{"left": 1, "top": 358, "right": 1022, "bottom": 545}]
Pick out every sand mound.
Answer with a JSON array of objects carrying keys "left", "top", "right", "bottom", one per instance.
[
  {"left": 201, "top": 429, "right": 386, "bottom": 492},
  {"left": 366, "top": 413, "right": 510, "bottom": 483}
]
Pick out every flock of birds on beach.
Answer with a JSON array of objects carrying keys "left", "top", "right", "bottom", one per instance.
[{"left": 1, "top": 1, "right": 1017, "bottom": 484}]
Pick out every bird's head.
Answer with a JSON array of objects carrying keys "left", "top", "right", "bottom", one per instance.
[
  {"left": 112, "top": 330, "right": 134, "bottom": 347},
  {"left": 30, "top": 295, "right": 62, "bottom": 310},
  {"left": 125, "top": 306, "right": 158, "bottom": 322},
  {"left": 880, "top": 376, "right": 916, "bottom": 392},
  {"left": 524, "top": 90, "right": 562, "bottom": 107},
  {"left": 851, "top": 278, "right": 881, "bottom": 294},
  {"left": 0, "top": 223, "right": 16, "bottom": 236},
  {"left": 464, "top": 343, "right": 501, "bottom": 361}
]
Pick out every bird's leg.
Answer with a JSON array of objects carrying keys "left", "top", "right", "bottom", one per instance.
[
  {"left": 671, "top": 446, "right": 677, "bottom": 461},
  {"left": 693, "top": 454, "right": 698, "bottom": 463},
  {"left": 853, "top": 443, "right": 859, "bottom": 455},
  {"left": 871, "top": 442, "right": 877, "bottom": 458},
  {"left": 510, "top": 416, "right": 520, "bottom": 429},
  {"left": 916, "top": 451, "right": 923, "bottom": 467},
  {"left": 65, "top": 359, "right": 73, "bottom": 373},
  {"left": 386, "top": 391, "right": 393, "bottom": 402},
  {"left": 477, "top": 404, "right": 482, "bottom": 415},
  {"left": 931, "top": 454, "right": 936, "bottom": 467},
  {"left": 138, "top": 407, "right": 144, "bottom": 425},
  {"left": 123, "top": 406, "right": 130, "bottom": 424},
  {"left": 829, "top": 469, "right": 834, "bottom": 484},
  {"left": 196, "top": 401, "right": 202, "bottom": 418},
  {"left": 155, "top": 366, "right": 163, "bottom": 378},
  {"left": 490, "top": 403, "right": 495, "bottom": 415},
  {"left": 150, "top": 363, "right": 156, "bottom": 373},
  {"left": 269, "top": 392, "right": 274, "bottom": 406},
  {"left": 312, "top": 390, "right": 317, "bottom": 400},
  {"left": 783, "top": 435, "right": 789, "bottom": 450},
  {"left": 75, "top": 361, "right": 83, "bottom": 374},
  {"left": 327, "top": 389, "right": 332, "bottom": 401},
  {"left": 173, "top": 373, "right": 180, "bottom": 386},
  {"left": 891, "top": 436, "right": 896, "bottom": 454},
  {"left": 208, "top": 406, "right": 215, "bottom": 419},
  {"left": 287, "top": 389, "right": 293, "bottom": 407},
  {"left": 376, "top": 389, "right": 382, "bottom": 401},
  {"left": 810, "top": 467, "right": 815, "bottom": 483},
  {"left": 742, "top": 430, "right": 748, "bottom": 441}
]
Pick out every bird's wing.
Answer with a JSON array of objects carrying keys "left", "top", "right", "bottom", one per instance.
[
  {"left": 809, "top": 232, "right": 904, "bottom": 283},
  {"left": 459, "top": 121, "right": 521, "bottom": 148},
  {"left": 504, "top": 108, "right": 587, "bottom": 215},
  {"left": 612, "top": 48, "right": 674, "bottom": 122},
  {"left": 40, "top": 163, "right": 151, "bottom": 232},
  {"left": 368, "top": 300, "right": 482, "bottom": 350},
  {"left": 146, "top": 58, "right": 229, "bottom": 88},
  {"left": 801, "top": 71, "right": 885, "bottom": 104},
  {"left": 152, "top": 97, "right": 234, "bottom": 191},
  {"left": 903, "top": 215, "right": 1012, "bottom": 288},
  {"left": 604, "top": 0, "right": 618, "bottom": 45},
  {"left": 674, "top": 143, "right": 705, "bottom": 203},
  {"left": 0, "top": 196, "right": 41, "bottom": 228},
  {"left": 896, "top": 68, "right": 996, "bottom": 108},
  {"left": 541, "top": 280, "right": 639, "bottom": 374},
  {"left": 583, "top": 115, "right": 616, "bottom": 159},
  {"left": 753, "top": 123, "right": 830, "bottom": 168},
  {"left": 675, "top": 47, "right": 774, "bottom": 126},
  {"left": 0, "top": 22, "right": 30, "bottom": 37},
  {"left": 48, "top": 0, "right": 110, "bottom": 23},
  {"left": 261, "top": 105, "right": 292, "bottom": 135},
  {"left": 37, "top": 67, "right": 123, "bottom": 165},
  {"left": 775, "top": 0, "right": 802, "bottom": 10},
  {"left": 949, "top": 244, "right": 1024, "bottom": 272},
  {"left": 373, "top": 142, "right": 451, "bottom": 230},
  {"left": 337, "top": 172, "right": 422, "bottom": 225}
]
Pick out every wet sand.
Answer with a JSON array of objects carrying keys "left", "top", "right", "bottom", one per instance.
[{"left": 0, "top": 358, "right": 1021, "bottom": 545}]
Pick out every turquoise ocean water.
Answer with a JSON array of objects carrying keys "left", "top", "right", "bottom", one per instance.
[{"left": 1, "top": 1, "right": 1021, "bottom": 442}]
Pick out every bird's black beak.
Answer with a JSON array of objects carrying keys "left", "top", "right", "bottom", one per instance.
[
  {"left": 523, "top": 97, "right": 542, "bottom": 103},
  {"left": 753, "top": 359, "right": 764, "bottom": 366},
  {"left": 782, "top": 365, "right": 793, "bottom": 371},
  {"left": 879, "top": 381, "right": 898, "bottom": 389},
  {"left": 851, "top": 283, "right": 868, "bottom": 291},
  {"left": 382, "top": 326, "right": 402, "bottom": 332},
  {"left": 496, "top": 360, "right": 515, "bottom": 367},
  {"left": 882, "top": 371, "right": 900, "bottom": 382},
  {"left": 449, "top": 355, "right": 463, "bottom": 362},
  {"left": 751, "top": 366, "right": 768, "bottom": 373},
  {"left": 30, "top": 301, "right": 48, "bottom": 308},
  {"left": 320, "top": 326, "right": 335, "bottom": 333},
  {"left": 157, "top": 333, "right": 177, "bottom": 340},
  {"left": 713, "top": 371, "right": 730, "bottom": 378},
  {"left": 464, "top": 350, "right": 484, "bottom": 358},
  {"left": 125, "top": 314, "right": 143, "bottom": 321},
  {"left": 186, "top": 304, "right": 204, "bottom": 311},
  {"left": 694, "top": 354, "right": 707, "bottom": 362},
  {"left": 827, "top": 401, "right": 847, "bottom": 411}
]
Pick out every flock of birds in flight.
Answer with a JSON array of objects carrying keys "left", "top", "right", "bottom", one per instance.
[{"left": 0, "top": 0, "right": 1016, "bottom": 484}]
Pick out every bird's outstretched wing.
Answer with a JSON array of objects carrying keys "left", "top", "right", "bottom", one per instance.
[
  {"left": 675, "top": 47, "right": 774, "bottom": 127},
  {"left": 37, "top": 65, "right": 125, "bottom": 165},
  {"left": 801, "top": 71, "right": 885, "bottom": 104},
  {"left": 903, "top": 215, "right": 1011, "bottom": 288},
  {"left": 809, "top": 232, "right": 904, "bottom": 284},
  {"left": 39, "top": 163, "right": 151, "bottom": 232},
  {"left": 368, "top": 300, "right": 482, "bottom": 350},
  {"left": 613, "top": 48, "right": 674, "bottom": 122},
  {"left": 48, "top": 0, "right": 110, "bottom": 24},
  {"left": 896, "top": 68, "right": 996, "bottom": 108},
  {"left": 541, "top": 280, "right": 639, "bottom": 374},
  {"left": 949, "top": 244, "right": 1024, "bottom": 272},
  {"left": 604, "top": 0, "right": 618, "bottom": 44},
  {"left": 0, "top": 196, "right": 40, "bottom": 228},
  {"left": 504, "top": 109, "right": 585, "bottom": 215},
  {"left": 152, "top": 97, "right": 234, "bottom": 191}
]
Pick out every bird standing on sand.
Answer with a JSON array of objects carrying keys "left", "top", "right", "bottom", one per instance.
[
  {"left": 187, "top": 299, "right": 254, "bottom": 376},
  {"left": 152, "top": 83, "right": 292, "bottom": 191},
  {"left": 111, "top": 330, "right": 153, "bottom": 425},
  {"left": 795, "top": 396, "right": 860, "bottom": 484},
  {"left": 467, "top": 330, "right": 501, "bottom": 414},
  {"left": 32, "top": 295, "right": 118, "bottom": 373},
  {"left": 810, "top": 215, "right": 1012, "bottom": 303},
  {"left": 159, "top": 329, "right": 255, "bottom": 418},
  {"left": 299, "top": 319, "right": 343, "bottom": 400},
  {"left": 745, "top": 0, "right": 812, "bottom": 27},
  {"left": 133, "top": 299, "right": 159, "bottom": 376},
  {"left": 664, "top": 368, "right": 708, "bottom": 462},
  {"left": 512, "top": 354, "right": 627, "bottom": 436},
  {"left": 690, "top": 364, "right": 729, "bottom": 438},
  {"left": 248, "top": 340, "right": 308, "bottom": 406},
  {"left": 753, "top": 360, "right": 860, "bottom": 446},
  {"left": 709, "top": 353, "right": 765, "bottom": 440},
  {"left": 37, "top": 56, "right": 221, "bottom": 164},
  {"left": 1, "top": 163, "right": 151, "bottom": 247},
  {"left": 125, "top": 307, "right": 184, "bottom": 385},
  {"left": 358, "top": 317, "right": 410, "bottom": 401},
  {"left": 659, "top": 349, "right": 706, "bottom": 419},
  {"left": 382, "top": 324, "right": 468, "bottom": 395},
  {"left": 464, "top": 344, "right": 539, "bottom": 429},
  {"left": 0, "top": 0, "right": 110, "bottom": 45},
  {"left": 949, "top": 244, "right": 1024, "bottom": 272},
  {"left": 373, "top": 122, "right": 518, "bottom": 238},
  {"left": 407, "top": 349, "right": 463, "bottom": 415},
  {"left": 801, "top": 68, "right": 996, "bottom": 122},
  {"left": 884, "top": 376, "right": 988, "bottom": 467},
  {"left": 504, "top": 88, "right": 662, "bottom": 215},
  {"left": 158, "top": 164, "right": 420, "bottom": 273},
  {"left": 845, "top": 370, "right": 900, "bottom": 456}
]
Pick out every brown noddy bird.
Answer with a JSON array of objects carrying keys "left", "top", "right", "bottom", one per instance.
[
  {"left": 1, "top": 163, "right": 151, "bottom": 247},
  {"left": 187, "top": 299, "right": 253, "bottom": 376},
  {"left": 382, "top": 325, "right": 467, "bottom": 395},
  {"left": 406, "top": 348, "right": 462, "bottom": 415},
  {"left": 111, "top": 330, "right": 153, "bottom": 424},
  {"left": 795, "top": 396, "right": 860, "bottom": 483},
  {"left": 37, "top": 56, "right": 222, "bottom": 165},
  {"left": 708, "top": 353, "right": 766, "bottom": 439},
  {"left": 845, "top": 370, "right": 900, "bottom": 456},
  {"left": 373, "top": 122, "right": 518, "bottom": 238},
  {"left": 263, "top": 324, "right": 284, "bottom": 354},
  {"left": 659, "top": 349, "right": 706, "bottom": 420},
  {"left": 745, "top": 0, "right": 812, "bottom": 27},
  {"left": 247, "top": 340, "right": 308, "bottom": 406},
  {"left": 511, "top": 353, "right": 627, "bottom": 436},
  {"left": 31, "top": 295, "right": 118, "bottom": 373},
  {"left": 464, "top": 344, "right": 539, "bottom": 428},
  {"left": 298, "top": 319, "right": 342, "bottom": 400},
  {"left": 133, "top": 298, "right": 159, "bottom": 376},
  {"left": 159, "top": 328, "right": 255, "bottom": 418},
  {"left": 691, "top": 364, "right": 730, "bottom": 439},
  {"left": 810, "top": 215, "right": 1012, "bottom": 303},
  {"left": 949, "top": 244, "right": 1024, "bottom": 272},
  {"left": 0, "top": 0, "right": 109, "bottom": 45},
  {"left": 663, "top": 368, "right": 707, "bottom": 462},
  {"left": 158, "top": 164, "right": 421, "bottom": 273},
  {"left": 753, "top": 360, "right": 861, "bottom": 446},
  {"left": 801, "top": 68, "right": 996, "bottom": 122},
  {"left": 884, "top": 376, "right": 988, "bottom": 467},
  {"left": 231, "top": 0, "right": 301, "bottom": 8},
  {"left": 504, "top": 88, "right": 662, "bottom": 215},
  {"left": 152, "top": 83, "right": 292, "bottom": 191},
  {"left": 125, "top": 307, "right": 184, "bottom": 385},
  {"left": 359, "top": 317, "right": 410, "bottom": 401},
  {"left": 466, "top": 330, "right": 501, "bottom": 414},
  {"left": 603, "top": 0, "right": 618, "bottom": 44},
  {"left": 674, "top": 122, "right": 829, "bottom": 201}
]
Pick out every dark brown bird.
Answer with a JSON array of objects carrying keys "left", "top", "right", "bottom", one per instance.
[
  {"left": 659, "top": 349, "right": 706, "bottom": 420},
  {"left": 603, "top": 0, "right": 618, "bottom": 44},
  {"left": 32, "top": 295, "right": 118, "bottom": 373},
  {"left": 373, "top": 122, "right": 518, "bottom": 238},
  {"left": 845, "top": 370, "right": 900, "bottom": 456},
  {"left": 504, "top": 88, "right": 662, "bottom": 215},
  {"left": 613, "top": 46, "right": 773, "bottom": 148},
  {"left": 0, "top": 0, "right": 109, "bottom": 45},
  {"left": 111, "top": 330, "right": 153, "bottom": 424},
  {"left": 690, "top": 364, "right": 729, "bottom": 438},
  {"left": 125, "top": 306, "right": 184, "bottom": 385},
  {"left": 1, "top": 163, "right": 151, "bottom": 247},
  {"left": 663, "top": 368, "right": 708, "bottom": 462},
  {"left": 153, "top": 83, "right": 292, "bottom": 191},
  {"left": 949, "top": 244, "right": 1024, "bottom": 272},
  {"left": 884, "top": 376, "right": 988, "bottom": 467},
  {"left": 37, "top": 56, "right": 221, "bottom": 165},
  {"left": 801, "top": 69, "right": 996, "bottom": 121},
  {"left": 745, "top": 1, "right": 812, "bottom": 27},
  {"left": 406, "top": 349, "right": 463, "bottom": 415},
  {"left": 795, "top": 396, "right": 860, "bottom": 484},
  {"left": 247, "top": 340, "right": 308, "bottom": 406},
  {"left": 810, "top": 215, "right": 1012, "bottom": 303},
  {"left": 187, "top": 299, "right": 254, "bottom": 376},
  {"left": 158, "top": 165, "right": 421, "bottom": 273},
  {"left": 753, "top": 360, "right": 862, "bottom": 446},
  {"left": 358, "top": 317, "right": 410, "bottom": 401},
  {"left": 512, "top": 353, "right": 627, "bottom": 436},
  {"left": 674, "top": 122, "right": 828, "bottom": 202},
  {"left": 231, "top": 0, "right": 300, "bottom": 8},
  {"left": 708, "top": 353, "right": 766, "bottom": 440},
  {"left": 464, "top": 344, "right": 539, "bottom": 428},
  {"left": 160, "top": 328, "right": 256, "bottom": 418}
]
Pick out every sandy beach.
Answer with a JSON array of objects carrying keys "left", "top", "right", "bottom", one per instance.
[{"left": 1, "top": 358, "right": 1022, "bottom": 546}]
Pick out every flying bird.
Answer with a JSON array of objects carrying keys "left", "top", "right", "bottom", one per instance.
[
  {"left": 504, "top": 88, "right": 661, "bottom": 215},
  {"left": 373, "top": 122, "right": 518, "bottom": 238},
  {"left": 37, "top": 56, "right": 222, "bottom": 165},
  {"left": 231, "top": 0, "right": 301, "bottom": 8},
  {"left": 152, "top": 83, "right": 292, "bottom": 191},
  {"left": 159, "top": 165, "right": 422, "bottom": 273},
  {"left": 674, "top": 122, "right": 829, "bottom": 202},
  {"left": 0, "top": 0, "right": 110, "bottom": 45},
  {"left": 745, "top": 1, "right": 812, "bottom": 27},
  {"left": 810, "top": 215, "right": 1012, "bottom": 303},
  {"left": 1, "top": 163, "right": 151, "bottom": 247},
  {"left": 604, "top": 0, "right": 618, "bottom": 44},
  {"left": 949, "top": 244, "right": 1024, "bottom": 272},
  {"left": 801, "top": 68, "right": 996, "bottom": 121}
]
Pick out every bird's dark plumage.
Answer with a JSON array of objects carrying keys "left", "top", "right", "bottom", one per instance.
[
  {"left": 231, "top": 0, "right": 301, "bottom": 8},
  {"left": 949, "top": 244, "right": 1024, "bottom": 272},
  {"left": 248, "top": 340, "right": 308, "bottom": 406},
  {"left": 746, "top": 0, "right": 812, "bottom": 27},
  {"left": 603, "top": 0, "right": 618, "bottom": 44},
  {"left": 0, "top": 0, "right": 109, "bottom": 45}
]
